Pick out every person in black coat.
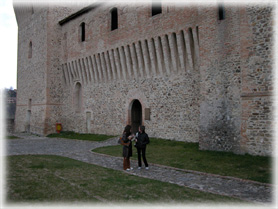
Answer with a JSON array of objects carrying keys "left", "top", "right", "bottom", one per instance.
[{"left": 135, "top": 125, "right": 150, "bottom": 169}]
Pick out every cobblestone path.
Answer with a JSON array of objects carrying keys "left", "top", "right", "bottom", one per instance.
[{"left": 6, "top": 133, "right": 273, "bottom": 204}]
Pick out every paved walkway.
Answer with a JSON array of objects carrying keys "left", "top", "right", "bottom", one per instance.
[{"left": 6, "top": 133, "right": 274, "bottom": 205}]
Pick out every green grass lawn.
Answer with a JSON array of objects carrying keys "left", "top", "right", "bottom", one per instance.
[
  {"left": 93, "top": 138, "right": 272, "bottom": 184},
  {"left": 6, "top": 155, "right": 246, "bottom": 203},
  {"left": 47, "top": 131, "right": 115, "bottom": 142},
  {"left": 5, "top": 136, "right": 20, "bottom": 139}
]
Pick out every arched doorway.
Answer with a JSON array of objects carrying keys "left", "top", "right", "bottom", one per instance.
[
  {"left": 131, "top": 99, "right": 142, "bottom": 134},
  {"left": 74, "top": 82, "right": 82, "bottom": 112}
]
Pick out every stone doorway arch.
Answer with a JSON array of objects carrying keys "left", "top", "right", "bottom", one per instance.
[
  {"left": 74, "top": 82, "right": 82, "bottom": 113},
  {"left": 131, "top": 99, "right": 142, "bottom": 134}
]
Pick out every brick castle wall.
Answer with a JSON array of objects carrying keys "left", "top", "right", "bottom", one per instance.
[{"left": 14, "top": 3, "right": 274, "bottom": 156}]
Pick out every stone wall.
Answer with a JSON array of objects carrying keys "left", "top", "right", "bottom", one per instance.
[
  {"left": 60, "top": 74, "right": 200, "bottom": 142},
  {"left": 199, "top": 5, "right": 274, "bottom": 156},
  {"left": 239, "top": 6, "right": 274, "bottom": 156}
]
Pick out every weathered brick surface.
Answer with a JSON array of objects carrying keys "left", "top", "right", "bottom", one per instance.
[
  {"left": 14, "top": 3, "right": 274, "bottom": 156},
  {"left": 198, "top": 5, "right": 274, "bottom": 156},
  {"left": 199, "top": 7, "right": 243, "bottom": 153},
  {"left": 238, "top": 6, "right": 274, "bottom": 156}
]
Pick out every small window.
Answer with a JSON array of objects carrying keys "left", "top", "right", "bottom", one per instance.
[
  {"left": 28, "top": 41, "right": 32, "bottom": 58},
  {"left": 152, "top": 1, "right": 162, "bottom": 16},
  {"left": 80, "top": 22, "right": 85, "bottom": 42},
  {"left": 218, "top": 5, "right": 225, "bottom": 20},
  {"left": 111, "top": 8, "right": 118, "bottom": 31}
]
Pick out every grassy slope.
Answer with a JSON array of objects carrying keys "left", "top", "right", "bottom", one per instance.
[
  {"left": 6, "top": 155, "right": 245, "bottom": 203},
  {"left": 93, "top": 138, "right": 272, "bottom": 183}
]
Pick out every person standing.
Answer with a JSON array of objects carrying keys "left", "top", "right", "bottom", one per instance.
[
  {"left": 135, "top": 125, "right": 150, "bottom": 169},
  {"left": 121, "top": 125, "right": 134, "bottom": 171}
]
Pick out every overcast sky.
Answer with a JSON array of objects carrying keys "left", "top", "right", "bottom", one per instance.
[{"left": 0, "top": 0, "right": 17, "bottom": 90}]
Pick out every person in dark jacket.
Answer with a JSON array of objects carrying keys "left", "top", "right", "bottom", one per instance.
[
  {"left": 121, "top": 125, "right": 134, "bottom": 170},
  {"left": 135, "top": 125, "right": 150, "bottom": 169}
]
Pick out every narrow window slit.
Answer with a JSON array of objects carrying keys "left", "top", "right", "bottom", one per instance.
[
  {"left": 80, "top": 22, "right": 85, "bottom": 42},
  {"left": 111, "top": 8, "right": 118, "bottom": 31},
  {"left": 28, "top": 41, "right": 32, "bottom": 58},
  {"left": 218, "top": 5, "right": 225, "bottom": 20},
  {"left": 152, "top": 1, "right": 162, "bottom": 16}
]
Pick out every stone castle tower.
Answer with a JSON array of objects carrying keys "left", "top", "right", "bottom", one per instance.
[{"left": 13, "top": 1, "right": 274, "bottom": 156}]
